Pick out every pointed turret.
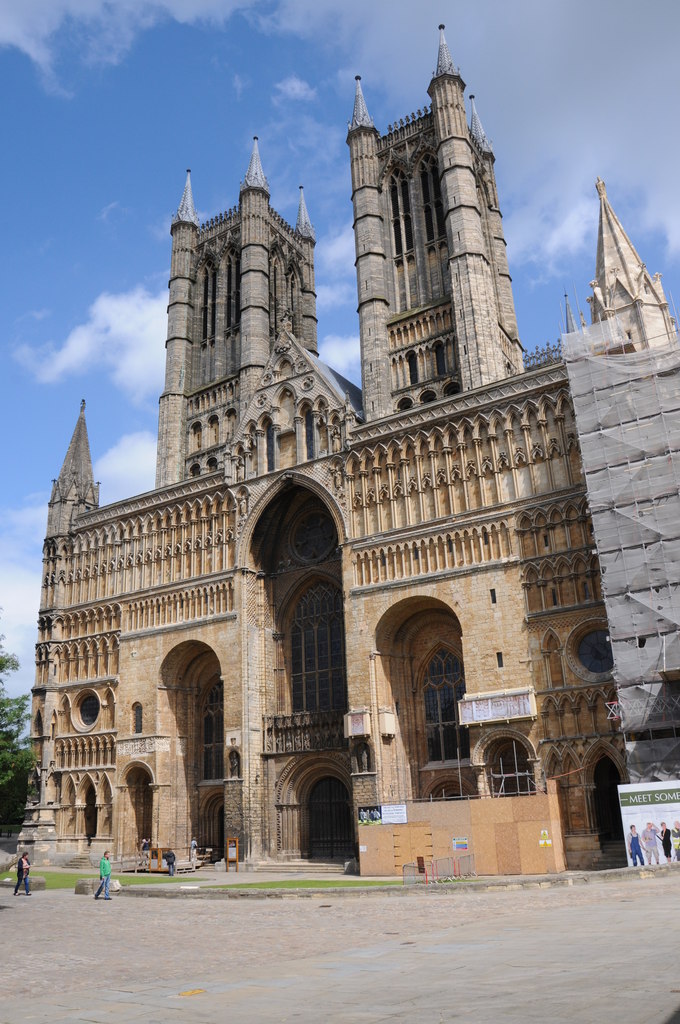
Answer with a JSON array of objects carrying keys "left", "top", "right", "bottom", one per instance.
[
  {"left": 469, "top": 95, "right": 493, "bottom": 154},
  {"left": 588, "top": 177, "right": 675, "bottom": 349},
  {"left": 434, "top": 23, "right": 458, "bottom": 77},
  {"left": 47, "top": 401, "right": 99, "bottom": 537},
  {"left": 173, "top": 169, "right": 199, "bottom": 226},
  {"left": 242, "top": 136, "right": 269, "bottom": 193},
  {"left": 349, "top": 75, "right": 373, "bottom": 130},
  {"left": 296, "top": 185, "right": 315, "bottom": 241},
  {"left": 564, "top": 292, "right": 577, "bottom": 333},
  {"left": 295, "top": 186, "right": 318, "bottom": 354},
  {"left": 157, "top": 171, "right": 199, "bottom": 487}
]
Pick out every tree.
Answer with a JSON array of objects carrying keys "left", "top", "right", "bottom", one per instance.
[{"left": 0, "top": 632, "right": 35, "bottom": 825}]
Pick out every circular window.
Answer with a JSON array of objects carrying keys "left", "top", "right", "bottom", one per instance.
[
  {"left": 79, "top": 693, "right": 100, "bottom": 728},
  {"left": 292, "top": 512, "right": 336, "bottom": 563},
  {"left": 577, "top": 630, "right": 613, "bottom": 674}
]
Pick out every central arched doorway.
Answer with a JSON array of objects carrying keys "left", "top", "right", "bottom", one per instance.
[
  {"left": 125, "top": 765, "right": 153, "bottom": 852},
  {"left": 308, "top": 777, "right": 353, "bottom": 859},
  {"left": 593, "top": 755, "right": 623, "bottom": 840}
]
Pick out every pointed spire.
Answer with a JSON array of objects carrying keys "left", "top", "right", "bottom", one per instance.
[
  {"left": 469, "top": 95, "right": 493, "bottom": 154},
  {"left": 349, "top": 75, "right": 373, "bottom": 130},
  {"left": 56, "top": 400, "right": 95, "bottom": 498},
  {"left": 173, "top": 169, "right": 199, "bottom": 227},
  {"left": 296, "top": 186, "right": 315, "bottom": 241},
  {"left": 564, "top": 292, "right": 577, "bottom": 333},
  {"left": 242, "top": 136, "right": 269, "bottom": 193},
  {"left": 434, "top": 23, "right": 458, "bottom": 77},
  {"left": 47, "top": 400, "right": 99, "bottom": 537},
  {"left": 594, "top": 176, "right": 645, "bottom": 302}
]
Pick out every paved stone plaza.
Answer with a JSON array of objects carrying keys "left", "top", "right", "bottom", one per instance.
[{"left": 2, "top": 872, "right": 680, "bottom": 1023}]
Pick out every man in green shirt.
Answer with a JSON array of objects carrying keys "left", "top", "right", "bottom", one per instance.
[{"left": 94, "top": 851, "right": 112, "bottom": 900}]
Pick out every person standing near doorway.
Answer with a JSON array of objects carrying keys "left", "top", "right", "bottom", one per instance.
[
  {"left": 165, "top": 849, "right": 176, "bottom": 876},
  {"left": 14, "top": 852, "right": 31, "bottom": 895},
  {"left": 94, "top": 851, "right": 112, "bottom": 900}
]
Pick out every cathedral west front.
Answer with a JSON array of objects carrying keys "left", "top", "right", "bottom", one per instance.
[{"left": 22, "top": 27, "right": 679, "bottom": 872}]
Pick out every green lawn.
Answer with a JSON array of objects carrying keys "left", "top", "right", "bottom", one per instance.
[
  {"left": 208, "top": 878, "right": 402, "bottom": 890},
  {"left": 3, "top": 871, "right": 197, "bottom": 890}
]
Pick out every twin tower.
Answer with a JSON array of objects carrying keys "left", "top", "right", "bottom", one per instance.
[{"left": 156, "top": 25, "right": 523, "bottom": 488}]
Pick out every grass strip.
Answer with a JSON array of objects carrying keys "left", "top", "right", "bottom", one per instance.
[{"left": 207, "top": 878, "right": 401, "bottom": 890}]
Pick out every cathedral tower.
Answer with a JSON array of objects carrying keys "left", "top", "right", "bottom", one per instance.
[
  {"left": 155, "top": 146, "right": 318, "bottom": 487},
  {"left": 348, "top": 25, "right": 523, "bottom": 422}
]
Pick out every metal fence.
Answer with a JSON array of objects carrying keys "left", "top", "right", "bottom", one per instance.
[{"left": 402, "top": 854, "right": 476, "bottom": 884}]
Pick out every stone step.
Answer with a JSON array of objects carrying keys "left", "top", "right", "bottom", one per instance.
[
  {"left": 249, "top": 859, "right": 347, "bottom": 874},
  {"left": 63, "top": 854, "right": 95, "bottom": 869}
]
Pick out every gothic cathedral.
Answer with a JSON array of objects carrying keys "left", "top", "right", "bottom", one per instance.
[{"left": 24, "top": 27, "right": 677, "bottom": 871}]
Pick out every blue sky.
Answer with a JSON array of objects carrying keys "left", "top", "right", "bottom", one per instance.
[{"left": 2, "top": 0, "right": 680, "bottom": 699}]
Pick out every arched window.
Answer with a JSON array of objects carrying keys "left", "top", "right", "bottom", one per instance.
[
  {"left": 202, "top": 681, "right": 224, "bottom": 780},
  {"left": 132, "top": 702, "right": 143, "bottom": 734},
  {"left": 201, "top": 264, "right": 217, "bottom": 342},
  {"left": 407, "top": 351, "right": 418, "bottom": 385},
  {"left": 266, "top": 421, "right": 275, "bottom": 473},
  {"left": 305, "top": 409, "right": 315, "bottom": 460},
  {"left": 423, "top": 648, "right": 469, "bottom": 762},
  {"left": 208, "top": 417, "right": 219, "bottom": 446},
  {"left": 390, "top": 171, "right": 413, "bottom": 256},
  {"left": 488, "top": 739, "right": 533, "bottom": 796},
  {"left": 434, "top": 342, "right": 446, "bottom": 376},
  {"left": 420, "top": 156, "right": 446, "bottom": 242},
  {"left": 224, "top": 252, "right": 241, "bottom": 331},
  {"left": 291, "top": 583, "right": 346, "bottom": 712}
]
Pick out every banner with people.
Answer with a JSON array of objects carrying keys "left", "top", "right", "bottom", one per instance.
[{"left": 618, "top": 781, "right": 680, "bottom": 867}]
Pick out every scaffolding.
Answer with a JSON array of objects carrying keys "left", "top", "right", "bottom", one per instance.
[{"left": 561, "top": 319, "right": 680, "bottom": 781}]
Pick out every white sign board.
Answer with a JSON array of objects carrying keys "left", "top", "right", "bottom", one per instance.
[
  {"left": 380, "top": 803, "right": 408, "bottom": 824},
  {"left": 618, "top": 781, "right": 680, "bottom": 867},
  {"left": 459, "top": 690, "right": 534, "bottom": 725}
]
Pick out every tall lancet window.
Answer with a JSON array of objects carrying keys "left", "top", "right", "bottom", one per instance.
[
  {"left": 420, "top": 156, "right": 446, "bottom": 243},
  {"left": 423, "top": 648, "right": 469, "bottom": 762},
  {"left": 291, "top": 583, "right": 346, "bottom": 713},
  {"left": 201, "top": 264, "right": 217, "bottom": 342},
  {"left": 202, "top": 680, "right": 224, "bottom": 780},
  {"left": 225, "top": 252, "right": 241, "bottom": 331},
  {"left": 390, "top": 171, "right": 415, "bottom": 311}
]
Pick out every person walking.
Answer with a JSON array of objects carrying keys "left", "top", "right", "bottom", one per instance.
[
  {"left": 94, "top": 851, "right": 112, "bottom": 900},
  {"left": 190, "top": 838, "right": 198, "bottom": 866},
  {"left": 13, "top": 852, "right": 31, "bottom": 896},
  {"left": 165, "top": 849, "right": 176, "bottom": 877}
]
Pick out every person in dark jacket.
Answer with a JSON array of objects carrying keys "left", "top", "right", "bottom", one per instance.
[
  {"left": 14, "top": 852, "right": 31, "bottom": 895},
  {"left": 659, "top": 822, "right": 673, "bottom": 864},
  {"left": 165, "top": 849, "right": 176, "bottom": 876}
]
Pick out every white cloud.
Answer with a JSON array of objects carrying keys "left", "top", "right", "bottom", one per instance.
[
  {"left": 94, "top": 432, "right": 158, "bottom": 505},
  {"left": 0, "top": 499, "right": 48, "bottom": 700},
  {"left": 16, "top": 285, "right": 167, "bottom": 406},
  {"left": 316, "top": 223, "right": 355, "bottom": 276},
  {"left": 316, "top": 282, "right": 355, "bottom": 312},
  {"left": 273, "top": 75, "right": 316, "bottom": 104},
  {"left": 0, "top": 0, "right": 256, "bottom": 82},
  {"left": 319, "top": 332, "right": 360, "bottom": 383}
]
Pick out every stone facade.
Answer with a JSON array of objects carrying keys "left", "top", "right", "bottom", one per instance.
[{"left": 26, "top": 26, "right": 663, "bottom": 871}]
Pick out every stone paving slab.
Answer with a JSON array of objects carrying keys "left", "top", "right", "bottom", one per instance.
[{"left": 2, "top": 872, "right": 680, "bottom": 1023}]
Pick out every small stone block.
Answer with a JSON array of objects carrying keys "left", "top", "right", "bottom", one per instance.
[{"left": 1, "top": 876, "right": 46, "bottom": 891}]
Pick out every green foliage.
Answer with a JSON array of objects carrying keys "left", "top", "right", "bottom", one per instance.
[{"left": 0, "top": 632, "right": 34, "bottom": 825}]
